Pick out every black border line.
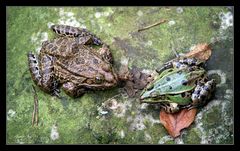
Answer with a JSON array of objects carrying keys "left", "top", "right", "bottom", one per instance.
[{"left": 1, "top": 0, "right": 239, "bottom": 151}]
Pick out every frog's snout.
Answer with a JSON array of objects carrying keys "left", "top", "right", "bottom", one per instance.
[
  {"left": 140, "top": 92, "right": 150, "bottom": 100},
  {"left": 104, "top": 72, "right": 118, "bottom": 85}
]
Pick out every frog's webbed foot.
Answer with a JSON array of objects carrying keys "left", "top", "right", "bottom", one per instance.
[
  {"left": 62, "top": 82, "right": 85, "bottom": 97},
  {"left": 51, "top": 25, "right": 103, "bottom": 45},
  {"left": 191, "top": 79, "right": 216, "bottom": 109},
  {"left": 28, "top": 52, "right": 56, "bottom": 94}
]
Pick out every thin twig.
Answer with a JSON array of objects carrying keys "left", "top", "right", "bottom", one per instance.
[
  {"left": 32, "top": 100, "right": 36, "bottom": 126},
  {"left": 170, "top": 41, "right": 180, "bottom": 58},
  {"left": 35, "top": 91, "right": 39, "bottom": 126},
  {"left": 32, "top": 85, "right": 39, "bottom": 126},
  {"left": 137, "top": 19, "right": 168, "bottom": 32}
]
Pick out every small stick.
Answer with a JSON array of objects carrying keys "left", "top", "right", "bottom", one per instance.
[
  {"left": 32, "top": 85, "right": 39, "bottom": 126},
  {"left": 137, "top": 19, "right": 168, "bottom": 32},
  {"left": 31, "top": 100, "right": 36, "bottom": 126},
  {"left": 35, "top": 91, "right": 39, "bottom": 126},
  {"left": 170, "top": 41, "right": 180, "bottom": 58}
]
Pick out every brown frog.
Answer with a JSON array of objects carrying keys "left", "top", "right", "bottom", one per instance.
[{"left": 28, "top": 25, "right": 119, "bottom": 97}]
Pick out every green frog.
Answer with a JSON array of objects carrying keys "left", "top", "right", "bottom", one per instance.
[
  {"left": 140, "top": 57, "right": 216, "bottom": 113},
  {"left": 28, "top": 25, "right": 119, "bottom": 97}
]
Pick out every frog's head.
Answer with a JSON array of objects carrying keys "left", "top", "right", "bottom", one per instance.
[
  {"left": 140, "top": 84, "right": 159, "bottom": 100},
  {"left": 83, "top": 64, "right": 119, "bottom": 89},
  {"left": 98, "top": 66, "right": 119, "bottom": 88}
]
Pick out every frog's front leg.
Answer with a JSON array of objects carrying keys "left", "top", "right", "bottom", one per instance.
[
  {"left": 160, "top": 102, "right": 180, "bottom": 113},
  {"left": 28, "top": 52, "right": 58, "bottom": 95},
  {"left": 189, "top": 79, "right": 216, "bottom": 109},
  {"left": 51, "top": 25, "right": 103, "bottom": 45},
  {"left": 62, "top": 82, "right": 86, "bottom": 97},
  {"left": 98, "top": 44, "right": 113, "bottom": 64}
]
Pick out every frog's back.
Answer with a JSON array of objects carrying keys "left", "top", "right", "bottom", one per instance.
[
  {"left": 56, "top": 45, "right": 112, "bottom": 79},
  {"left": 41, "top": 36, "right": 94, "bottom": 58},
  {"left": 40, "top": 37, "right": 74, "bottom": 57},
  {"left": 147, "top": 68, "right": 205, "bottom": 97},
  {"left": 153, "top": 70, "right": 195, "bottom": 95}
]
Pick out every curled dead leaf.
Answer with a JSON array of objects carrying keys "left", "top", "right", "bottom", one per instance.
[
  {"left": 118, "top": 64, "right": 131, "bottom": 81},
  {"left": 123, "top": 67, "right": 154, "bottom": 97},
  {"left": 160, "top": 109, "right": 197, "bottom": 138},
  {"left": 124, "top": 81, "right": 136, "bottom": 97},
  {"left": 184, "top": 43, "right": 212, "bottom": 61}
]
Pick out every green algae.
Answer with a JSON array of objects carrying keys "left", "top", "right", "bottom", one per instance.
[
  {"left": 183, "top": 128, "right": 202, "bottom": 144},
  {"left": 7, "top": 6, "right": 233, "bottom": 144}
]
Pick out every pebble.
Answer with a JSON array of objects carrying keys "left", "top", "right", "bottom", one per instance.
[
  {"left": 50, "top": 125, "right": 59, "bottom": 141},
  {"left": 168, "top": 20, "right": 176, "bottom": 26},
  {"left": 137, "top": 10, "right": 143, "bottom": 16},
  {"left": 7, "top": 109, "right": 16, "bottom": 120},
  {"left": 176, "top": 7, "right": 183, "bottom": 14},
  {"left": 95, "top": 12, "right": 101, "bottom": 18},
  {"left": 147, "top": 40, "right": 152, "bottom": 46}
]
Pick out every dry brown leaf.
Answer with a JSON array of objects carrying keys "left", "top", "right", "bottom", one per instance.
[
  {"left": 184, "top": 43, "right": 212, "bottom": 61},
  {"left": 118, "top": 63, "right": 132, "bottom": 81},
  {"left": 160, "top": 109, "right": 197, "bottom": 138},
  {"left": 124, "top": 81, "right": 136, "bottom": 97}
]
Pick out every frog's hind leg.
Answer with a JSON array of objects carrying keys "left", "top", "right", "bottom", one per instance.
[
  {"left": 28, "top": 52, "right": 42, "bottom": 87},
  {"left": 156, "top": 61, "right": 174, "bottom": 74},
  {"left": 157, "top": 58, "right": 202, "bottom": 74},
  {"left": 155, "top": 59, "right": 186, "bottom": 74},
  {"left": 40, "top": 54, "right": 57, "bottom": 93},
  {"left": 62, "top": 82, "right": 86, "bottom": 97},
  {"left": 75, "top": 35, "right": 94, "bottom": 45},
  {"left": 189, "top": 79, "right": 216, "bottom": 109},
  {"left": 28, "top": 52, "right": 58, "bottom": 95},
  {"left": 51, "top": 25, "right": 103, "bottom": 45},
  {"left": 178, "top": 58, "right": 204, "bottom": 69},
  {"left": 51, "top": 25, "right": 80, "bottom": 37}
]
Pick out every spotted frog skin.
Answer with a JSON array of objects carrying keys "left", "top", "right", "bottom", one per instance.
[
  {"left": 140, "top": 57, "right": 216, "bottom": 113},
  {"left": 28, "top": 25, "right": 118, "bottom": 97}
]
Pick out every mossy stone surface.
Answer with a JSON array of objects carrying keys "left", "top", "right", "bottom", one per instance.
[{"left": 7, "top": 6, "right": 233, "bottom": 144}]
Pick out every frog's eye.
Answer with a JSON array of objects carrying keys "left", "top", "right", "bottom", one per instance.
[{"left": 95, "top": 75, "right": 104, "bottom": 84}]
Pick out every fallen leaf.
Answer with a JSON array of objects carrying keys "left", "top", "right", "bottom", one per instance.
[
  {"left": 118, "top": 64, "right": 131, "bottom": 81},
  {"left": 123, "top": 66, "right": 154, "bottom": 97},
  {"left": 124, "top": 81, "right": 136, "bottom": 97},
  {"left": 184, "top": 43, "right": 212, "bottom": 61},
  {"left": 160, "top": 108, "right": 197, "bottom": 138}
]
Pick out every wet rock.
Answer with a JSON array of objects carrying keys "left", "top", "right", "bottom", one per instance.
[
  {"left": 7, "top": 7, "right": 233, "bottom": 144},
  {"left": 183, "top": 128, "right": 201, "bottom": 144}
]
